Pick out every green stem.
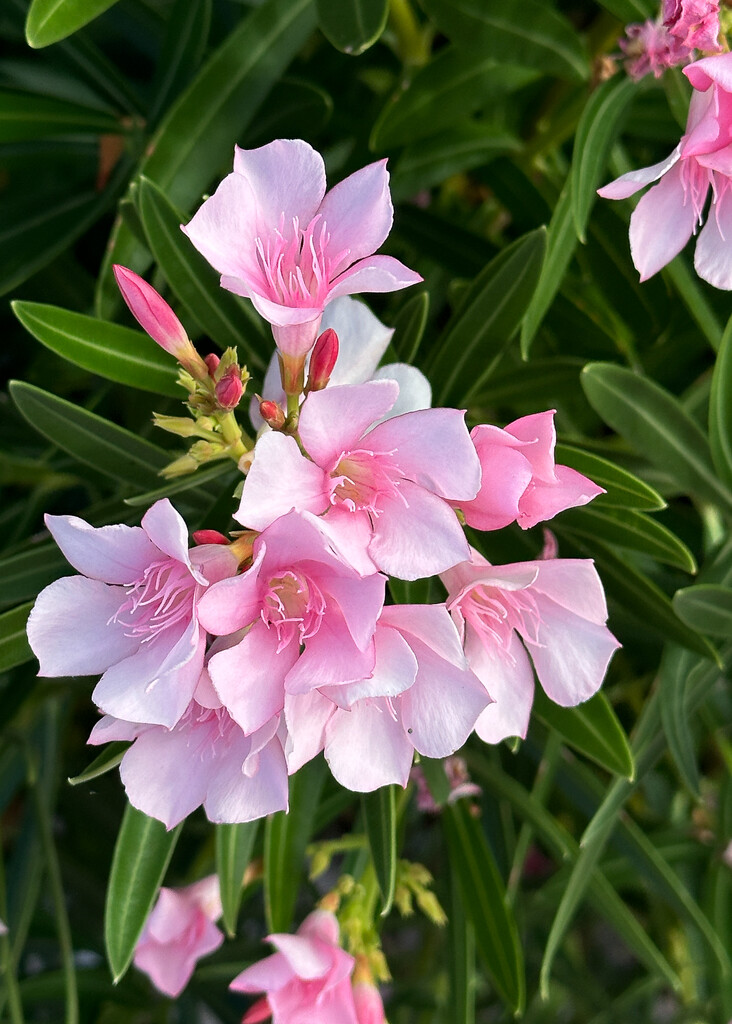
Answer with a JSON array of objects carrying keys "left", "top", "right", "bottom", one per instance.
[
  {"left": 218, "top": 411, "right": 252, "bottom": 459},
  {"left": 388, "top": 0, "right": 430, "bottom": 66},
  {"left": 30, "top": 779, "right": 78, "bottom": 1024},
  {"left": 0, "top": 822, "right": 25, "bottom": 1024}
]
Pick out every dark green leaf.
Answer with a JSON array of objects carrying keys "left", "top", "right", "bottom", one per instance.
[
  {"left": 245, "top": 78, "right": 333, "bottom": 148},
  {"left": 417, "top": 757, "right": 452, "bottom": 807},
  {"left": 12, "top": 302, "right": 180, "bottom": 398},
  {"left": 582, "top": 362, "right": 732, "bottom": 513},
  {"left": 67, "top": 743, "right": 130, "bottom": 787},
  {"left": 533, "top": 689, "right": 634, "bottom": 779},
  {"left": 10, "top": 381, "right": 169, "bottom": 489},
  {"left": 0, "top": 602, "right": 33, "bottom": 673},
  {"left": 429, "top": 228, "right": 547, "bottom": 406},
  {"left": 26, "top": 0, "right": 120, "bottom": 47},
  {"left": 554, "top": 444, "right": 666, "bottom": 511},
  {"left": 449, "top": 864, "right": 476, "bottom": 1024},
  {"left": 559, "top": 505, "right": 697, "bottom": 573},
  {"left": 659, "top": 644, "right": 701, "bottom": 794},
  {"left": 521, "top": 179, "right": 575, "bottom": 356},
  {"left": 316, "top": 0, "right": 388, "bottom": 54},
  {"left": 420, "top": 0, "right": 589, "bottom": 81},
  {"left": 135, "top": 177, "right": 266, "bottom": 368},
  {"left": 666, "top": 255, "right": 722, "bottom": 351},
  {"left": 216, "top": 822, "right": 259, "bottom": 938},
  {"left": 264, "top": 758, "right": 326, "bottom": 933},
  {"left": 123, "top": 464, "right": 236, "bottom": 508},
  {"left": 148, "top": 0, "right": 212, "bottom": 127},
  {"left": 392, "top": 124, "right": 519, "bottom": 200},
  {"left": 390, "top": 291, "right": 429, "bottom": 365},
  {"left": 361, "top": 786, "right": 397, "bottom": 916},
  {"left": 0, "top": 544, "right": 69, "bottom": 610},
  {"left": 105, "top": 805, "right": 182, "bottom": 983},
  {"left": 709, "top": 312, "right": 732, "bottom": 490},
  {"left": 595, "top": 0, "right": 654, "bottom": 18},
  {"left": 673, "top": 584, "right": 732, "bottom": 638},
  {"left": 0, "top": 90, "right": 123, "bottom": 141},
  {"left": 442, "top": 801, "right": 525, "bottom": 1013},
  {"left": 571, "top": 75, "right": 639, "bottom": 242}
]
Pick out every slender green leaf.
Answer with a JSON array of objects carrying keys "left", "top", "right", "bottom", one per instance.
[
  {"left": 582, "top": 361, "right": 732, "bottom": 513},
  {"left": 659, "top": 644, "right": 701, "bottom": 794},
  {"left": 10, "top": 381, "right": 169, "bottom": 489},
  {"left": 216, "top": 822, "right": 259, "bottom": 938},
  {"left": 246, "top": 78, "right": 333, "bottom": 148},
  {"left": 371, "top": 48, "right": 537, "bottom": 151},
  {"left": 449, "top": 864, "right": 476, "bottom": 1024},
  {"left": 12, "top": 301, "right": 180, "bottom": 398},
  {"left": 0, "top": 544, "right": 68, "bottom": 610},
  {"left": 533, "top": 689, "right": 634, "bottom": 779},
  {"left": 429, "top": 228, "right": 547, "bottom": 406},
  {"left": 393, "top": 205, "right": 496, "bottom": 278},
  {"left": 124, "top": 464, "right": 235, "bottom": 508},
  {"left": 0, "top": 602, "right": 33, "bottom": 673},
  {"left": 442, "top": 802, "right": 525, "bottom": 1013},
  {"left": 392, "top": 124, "right": 519, "bottom": 199},
  {"left": 361, "top": 787, "right": 397, "bottom": 916},
  {"left": 390, "top": 291, "right": 429, "bottom": 365},
  {"left": 554, "top": 444, "right": 666, "bottom": 511},
  {"left": 105, "top": 805, "right": 182, "bottom": 983},
  {"left": 673, "top": 583, "right": 732, "bottom": 638},
  {"left": 666, "top": 254, "right": 722, "bottom": 351},
  {"left": 148, "top": 0, "right": 212, "bottom": 127},
  {"left": 316, "top": 0, "right": 388, "bottom": 54},
  {"left": 418, "top": 757, "right": 452, "bottom": 807},
  {"left": 595, "top": 0, "right": 654, "bottom": 19},
  {"left": 135, "top": 177, "right": 266, "bottom": 368},
  {"left": 264, "top": 759, "right": 326, "bottom": 933},
  {"left": 26, "top": 0, "right": 120, "bottom": 47},
  {"left": 709, "top": 312, "right": 732, "bottom": 489},
  {"left": 559, "top": 505, "right": 697, "bottom": 573},
  {"left": 420, "top": 0, "right": 589, "bottom": 81},
  {"left": 0, "top": 91, "right": 123, "bottom": 141},
  {"left": 67, "top": 743, "right": 130, "bottom": 787}
]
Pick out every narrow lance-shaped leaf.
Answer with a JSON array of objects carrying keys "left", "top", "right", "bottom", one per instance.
[
  {"left": 316, "top": 0, "right": 389, "bottom": 55},
  {"left": 0, "top": 602, "right": 34, "bottom": 673},
  {"left": 673, "top": 583, "right": 732, "bottom": 638},
  {"left": 559, "top": 505, "right": 697, "bottom": 573},
  {"left": 68, "top": 743, "right": 130, "bottom": 787},
  {"left": 659, "top": 644, "right": 702, "bottom": 795},
  {"left": 449, "top": 863, "right": 476, "bottom": 1024},
  {"left": 26, "top": 0, "right": 120, "bottom": 47},
  {"left": 554, "top": 443, "right": 666, "bottom": 511},
  {"left": 361, "top": 786, "right": 397, "bottom": 916},
  {"left": 533, "top": 689, "right": 635, "bottom": 780},
  {"left": 216, "top": 822, "right": 259, "bottom": 938},
  {"left": 105, "top": 805, "right": 182, "bottom": 983},
  {"left": 0, "top": 91, "right": 124, "bottom": 142},
  {"left": 709, "top": 311, "right": 732, "bottom": 489}
]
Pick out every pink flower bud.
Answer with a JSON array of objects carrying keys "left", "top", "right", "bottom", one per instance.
[
  {"left": 215, "top": 367, "right": 243, "bottom": 410},
  {"left": 205, "top": 353, "right": 220, "bottom": 377},
  {"left": 242, "top": 996, "right": 273, "bottom": 1023},
  {"left": 259, "top": 399, "right": 285, "bottom": 430},
  {"left": 353, "top": 981, "right": 386, "bottom": 1024},
  {"left": 306, "top": 328, "right": 339, "bottom": 392},
  {"left": 113, "top": 265, "right": 207, "bottom": 378},
  {"left": 192, "top": 529, "right": 229, "bottom": 546}
]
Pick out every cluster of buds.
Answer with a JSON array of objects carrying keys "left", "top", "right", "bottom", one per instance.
[{"left": 113, "top": 265, "right": 251, "bottom": 476}]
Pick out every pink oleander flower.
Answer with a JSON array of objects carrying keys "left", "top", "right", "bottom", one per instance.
[
  {"left": 442, "top": 549, "right": 620, "bottom": 744},
  {"left": 620, "top": 19, "right": 691, "bottom": 80},
  {"left": 196, "top": 510, "right": 386, "bottom": 736},
  {"left": 353, "top": 979, "right": 387, "bottom": 1024},
  {"left": 663, "top": 0, "right": 721, "bottom": 52},
  {"left": 89, "top": 669, "right": 289, "bottom": 828},
  {"left": 183, "top": 139, "right": 421, "bottom": 358},
  {"left": 283, "top": 604, "right": 490, "bottom": 791},
  {"left": 237, "top": 379, "right": 480, "bottom": 580},
  {"left": 133, "top": 875, "right": 224, "bottom": 997},
  {"left": 458, "top": 411, "right": 603, "bottom": 532},
  {"left": 231, "top": 910, "right": 359, "bottom": 1024},
  {"left": 598, "top": 51, "right": 732, "bottom": 288},
  {"left": 250, "top": 295, "right": 432, "bottom": 431},
  {"left": 411, "top": 755, "right": 481, "bottom": 813},
  {"left": 27, "top": 500, "right": 238, "bottom": 728}
]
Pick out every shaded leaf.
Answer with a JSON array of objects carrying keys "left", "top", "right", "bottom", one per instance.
[
  {"left": 559, "top": 505, "right": 697, "bottom": 573},
  {"left": 673, "top": 583, "right": 732, "bottom": 638},
  {"left": 68, "top": 743, "right": 130, "bottom": 787},
  {"left": 392, "top": 124, "right": 519, "bottom": 200},
  {"left": 533, "top": 689, "right": 634, "bottom": 779},
  {"left": 216, "top": 822, "right": 259, "bottom": 938},
  {"left": 0, "top": 602, "right": 33, "bottom": 673},
  {"left": 390, "top": 291, "right": 429, "bottom": 365},
  {"left": 709, "top": 311, "right": 732, "bottom": 489},
  {"left": 26, "top": 0, "right": 120, "bottom": 48},
  {"left": 316, "top": 0, "right": 388, "bottom": 54},
  {"left": 0, "top": 90, "right": 123, "bottom": 141},
  {"left": 361, "top": 786, "right": 397, "bottom": 916},
  {"left": 521, "top": 178, "right": 575, "bottom": 356},
  {"left": 555, "top": 444, "right": 666, "bottom": 511}
]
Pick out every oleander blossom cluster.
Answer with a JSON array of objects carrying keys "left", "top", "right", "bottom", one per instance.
[
  {"left": 27, "top": 138, "right": 619, "bottom": 832},
  {"left": 620, "top": 0, "right": 721, "bottom": 80}
]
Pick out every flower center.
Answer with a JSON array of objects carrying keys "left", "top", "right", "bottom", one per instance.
[
  {"left": 176, "top": 702, "right": 239, "bottom": 761},
  {"left": 681, "top": 158, "right": 713, "bottom": 225},
  {"left": 252, "top": 213, "right": 350, "bottom": 309},
  {"left": 331, "top": 449, "right": 407, "bottom": 516},
  {"left": 261, "top": 570, "right": 326, "bottom": 653},
  {"left": 456, "top": 585, "right": 542, "bottom": 665},
  {"left": 113, "top": 558, "right": 195, "bottom": 642}
]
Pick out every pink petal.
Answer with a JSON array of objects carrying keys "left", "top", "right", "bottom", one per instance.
[
  {"left": 597, "top": 145, "right": 681, "bottom": 199},
  {"left": 298, "top": 380, "right": 399, "bottom": 468},
  {"left": 204, "top": 731, "right": 289, "bottom": 823},
  {"left": 467, "top": 630, "right": 534, "bottom": 744},
  {"left": 208, "top": 623, "right": 293, "bottom": 734},
  {"left": 324, "top": 296, "right": 394, "bottom": 386},
  {"left": 321, "top": 624, "right": 417, "bottom": 708},
  {"left": 88, "top": 714, "right": 141, "bottom": 745},
  {"left": 326, "top": 255, "right": 423, "bottom": 303},
  {"left": 319, "top": 159, "right": 393, "bottom": 270},
  {"left": 196, "top": 545, "right": 265, "bottom": 635},
  {"left": 247, "top": 288, "right": 323, "bottom": 328},
  {"left": 232, "top": 951, "right": 293, "bottom": 993},
  {"left": 370, "top": 364, "right": 432, "bottom": 418},
  {"left": 504, "top": 411, "right": 557, "bottom": 481},
  {"left": 365, "top": 408, "right": 480, "bottom": 500},
  {"left": 284, "top": 691, "right": 334, "bottom": 772},
  {"left": 532, "top": 559, "right": 610, "bottom": 623},
  {"left": 316, "top": 507, "right": 379, "bottom": 577},
  {"left": 320, "top": 571, "right": 385, "bottom": 650},
  {"left": 182, "top": 173, "right": 261, "bottom": 281},
  {"left": 235, "top": 432, "right": 329, "bottom": 532},
  {"left": 325, "top": 700, "right": 413, "bottom": 791},
  {"left": 120, "top": 726, "right": 211, "bottom": 829},
  {"left": 43, "top": 514, "right": 157, "bottom": 584},
  {"left": 684, "top": 51, "right": 732, "bottom": 92},
  {"left": 284, "top": 613, "right": 376, "bottom": 695},
  {"left": 268, "top": 934, "right": 332, "bottom": 979},
  {"left": 629, "top": 161, "right": 702, "bottom": 279},
  {"left": 298, "top": 910, "right": 341, "bottom": 947},
  {"left": 28, "top": 577, "right": 138, "bottom": 676},
  {"left": 518, "top": 464, "right": 604, "bottom": 529},
  {"left": 694, "top": 184, "right": 732, "bottom": 289},
  {"left": 233, "top": 140, "right": 327, "bottom": 230},
  {"left": 141, "top": 499, "right": 191, "bottom": 568},
  {"left": 460, "top": 435, "right": 532, "bottom": 531}
]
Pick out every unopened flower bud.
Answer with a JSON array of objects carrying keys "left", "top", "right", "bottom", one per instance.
[
  {"left": 259, "top": 399, "right": 286, "bottom": 430},
  {"left": 215, "top": 367, "right": 243, "bottom": 410},
  {"left": 353, "top": 981, "right": 387, "bottom": 1024},
  {"left": 113, "top": 265, "right": 208, "bottom": 380},
  {"left": 306, "top": 328, "right": 339, "bottom": 393},
  {"left": 204, "top": 353, "right": 220, "bottom": 377},
  {"left": 192, "top": 529, "right": 229, "bottom": 546}
]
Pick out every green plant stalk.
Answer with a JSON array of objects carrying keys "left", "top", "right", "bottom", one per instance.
[
  {"left": 0, "top": 823, "right": 25, "bottom": 1024},
  {"left": 388, "top": 0, "right": 430, "bottom": 66}
]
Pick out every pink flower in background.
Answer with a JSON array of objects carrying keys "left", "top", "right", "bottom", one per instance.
[
  {"left": 133, "top": 875, "right": 224, "bottom": 997},
  {"left": 411, "top": 755, "right": 481, "bottom": 813},
  {"left": 663, "top": 0, "right": 721, "bottom": 52},
  {"left": 353, "top": 979, "right": 387, "bottom": 1024},
  {"left": 458, "top": 411, "right": 603, "bottom": 532},
  {"left": 442, "top": 550, "right": 620, "bottom": 745},
  {"left": 197, "top": 510, "right": 386, "bottom": 734},
  {"left": 237, "top": 379, "right": 480, "bottom": 580},
  {"left": 620, "top": 19, "right": 689, "bottom": 80},
  {"left": 598, "top": 51, "right": 732, "bottom": 288},
  {"left": 27, "top": 500, "right": 237, "bottom": 729},
  {"left": 231, "top": 910, "right": 359, "bottom": 1024},
  {"left": 183, "top": 139, "right": 421, "bottom": 358}
]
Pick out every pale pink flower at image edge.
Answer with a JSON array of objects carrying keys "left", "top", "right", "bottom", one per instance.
[
  {"left": 663, "top": 0, "right": 721, "bottom": 52},
  {"left": 183, "top": 139, "right": 422, "bottom": 357},
  {"left": 133, "top": 875, "right": 224, "bottom": 998}
]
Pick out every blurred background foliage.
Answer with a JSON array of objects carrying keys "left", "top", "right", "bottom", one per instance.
[{"left": 3, "top": 0, "right": 732, "bottom": 1021}]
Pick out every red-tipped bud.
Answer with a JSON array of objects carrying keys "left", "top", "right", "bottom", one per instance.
[
  {"left": 192, "top": 529, "right": 229, "bottom": 546},
  {"left": 113, "top": 265, "right": 207, "bottom": 379},
  {"left": 259, "top": 399, "right": 286, "bottom": 430},
  {"left": 353, "top": 982, "right": 386, "bottom": 1024},
  {"left": 204, "top": 353, "right": 220, "bottom": 377},
  {"left": 242, "top": 996, "right": 273, "bottom": 1024},
  {"left": 306, "top": 328, "right": 339, "bottom": 393},
  {"left": 215, "top": 366, "right": 243, "bottom": 410}
]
